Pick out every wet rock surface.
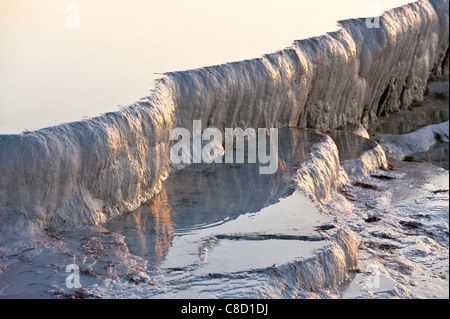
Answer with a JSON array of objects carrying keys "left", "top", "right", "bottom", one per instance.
[{"left": 0, "top": 128, "right": 358, "bottom": 298}]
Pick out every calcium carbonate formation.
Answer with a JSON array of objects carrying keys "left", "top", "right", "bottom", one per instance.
[{"left": 0, "top": 0, "right": 448, "bottom": 230}]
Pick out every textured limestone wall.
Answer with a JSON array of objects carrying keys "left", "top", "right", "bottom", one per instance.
[{"left": 0, "top": 0, "right": 448, "bottom": 228}]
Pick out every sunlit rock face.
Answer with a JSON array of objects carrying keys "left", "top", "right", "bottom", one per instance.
[
  {"left": 169, "top": 0, "right": 449, "bottom": 131},
  {"left": 0, "top": 0, "right": 448, "bottom": 229}
]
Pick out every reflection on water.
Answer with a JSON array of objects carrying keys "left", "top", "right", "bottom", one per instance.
[
  {"left": 149, "top": 189, "right": 174, "bottom": 262},
  {"left": 326, "top": 129, "right": 378, "bottom": 162},
  {"left": 104, "top": 128, "right": 323, "bottom": 264}
]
